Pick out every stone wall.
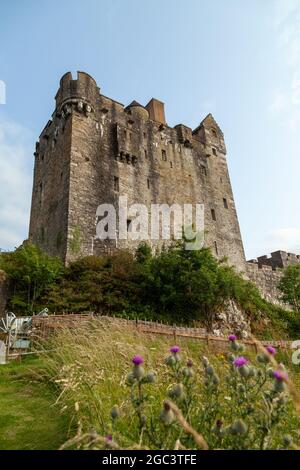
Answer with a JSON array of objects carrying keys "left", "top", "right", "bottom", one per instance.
[{"left": 245, "top": 262, "right": 283, "bottom": 305}]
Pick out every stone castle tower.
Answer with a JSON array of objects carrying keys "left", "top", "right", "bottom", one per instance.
[{"left": 29, "top": 71, "right": 246, "bottom": 269}]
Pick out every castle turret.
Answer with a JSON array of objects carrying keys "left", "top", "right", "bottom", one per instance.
[{"left": 55, "top": 71, "right": 100, "bottom": 115}]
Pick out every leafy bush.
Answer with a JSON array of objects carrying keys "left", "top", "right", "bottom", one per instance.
[
  {"left": 43, "top": 243, "right": 269, "bottom": 327},
  {"left": 46, "top": 319, "right": 300, "bottom": 450},
  {"left": 2, "top": 242, "right": 297, "bottom": 337},
  {"left": 0, "top": 242, "right": 62, "bottom": 315},
  {"left": 278, "top": 264, "right": 300, "bottom": 313}
]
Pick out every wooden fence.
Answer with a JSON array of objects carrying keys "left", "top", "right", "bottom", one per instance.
[{"left": 31, "top": 314, "right": 293, "bottom": 354}]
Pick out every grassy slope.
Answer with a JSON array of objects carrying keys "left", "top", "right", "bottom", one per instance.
[{"left": 0, "top": 356, "right": 69, "bottom": 450}]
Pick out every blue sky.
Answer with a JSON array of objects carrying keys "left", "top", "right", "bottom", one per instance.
[{"left": 0, "top": 0, "right": 299, "bottom": 259}]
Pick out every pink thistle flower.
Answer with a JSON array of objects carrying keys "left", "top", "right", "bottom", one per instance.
[
  {"left": 170, "top": 346, "right": 180, "bottom": 354},
  {"left": 132, "top": 355, "right": 144, "bottom": 366},
  {"left": 229, "top": 334, "right": 237, "bottom": 342},
  {"left": 273, "top": 370, "right": 287, "bottom": 382},
  {"left": 106, "top": 434, "right": 113, "bottom": 442},
  {"left": 266, "top": 346, "right": 276, "bottom": 355},
  {"left": 233, "top": 357, "right": 248, "bottom": 368}
]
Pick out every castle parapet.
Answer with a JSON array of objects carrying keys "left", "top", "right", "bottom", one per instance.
[{"left": 248, "top": 250, "right": 300, "bottom": 270}]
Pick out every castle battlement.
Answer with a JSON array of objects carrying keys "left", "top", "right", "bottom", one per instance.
[{"left": 247, "top": 250, "right": 300, "bottom": 271}]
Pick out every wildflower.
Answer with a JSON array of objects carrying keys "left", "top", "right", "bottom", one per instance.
[
  {"left": 160, "top": 402, "right": 175, "bottom": 426},
  {"left": 170, "top": 346, "right": 180, "bottom": 354},
  {"left": 266, "top": 346, "right": 276, "bottom": 355},
  {"left": 273, "top": 370, "right": 287, "bottom": 382},
  {"left": 132, "top": 355, "right": 145, "bottom": 380},
  {"left": 106, "top": 434, "right": 113, "bottom": 442},
  {"left": 273, "top": 370, "right": 288, "bottom": 393},
  {"left": 132, "top": 355, "right": 144, "bottom": 366},
  {"left": 233, "top": 357, "right": 248, "bottom": 368},
  {"left": 229, "top": 334, "right": 237, "bottom": 342}
]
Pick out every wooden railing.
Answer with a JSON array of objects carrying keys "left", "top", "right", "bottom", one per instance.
[{"left": 31, "top": 314, "right": 293, "bottom": 353}]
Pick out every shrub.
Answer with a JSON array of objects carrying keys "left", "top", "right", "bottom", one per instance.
[
  {"left": 0, "top": 242, "right": 62, "bottom": 315},
  {"left": 278, "top": 264, "right": 300, "bottom": 313}
]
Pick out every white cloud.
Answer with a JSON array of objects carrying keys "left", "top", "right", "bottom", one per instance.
[
  {"left": 273, "top": 0, "right": 300, "bottom": 27},
  {"left": 265, "top": 227, "right": 300, "bottom": 254},
  {"left": 0, "top": 118, "right": 33, "bottom": 251},
  {"left": 270, "top": 1, "right": 300, "bottom": 130}
]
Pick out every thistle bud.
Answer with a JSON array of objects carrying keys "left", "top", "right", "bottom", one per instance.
[
  {"left": 257, "top": 354, "right": 268, "bottom": 364},
  {"left": 132, "top": 365, "right": 145, "bottom": 380},
  {"left": 168, "top": 383, "right": 184, "bottom": 399},
  {"left": 127, "top": 372, "right": 135, "bottom": 384},
  {"left": 202, "top": 356, "right": 209, "bottom": 368},
  {"left": 239, "top": 365, "right": 250, "bottom": 379},
  {"left": 231, "top": 341, "right": 240, "bottom": 352},
  {"left": 283, "top": 435, "right": 293, "bottom": 447},
  {"left": 230, "top": 419, "right": 248, "bottom": 435},
  {"left": 228, "top": 353, "right": 235, "bottom": 363},
  {"left": 212, "top": 373, "right": 220, "bottom": 386},
  {"left": 160, "top": 402, "right": 175, "bottom": 426},
  {"left": 248, "top": 367, "right": 256, "bottom": 378},
  {"left": 182, "top": 367, "right": 194, "bottom": 378},
  {"left": 165, "top": 355, "right": 176, "bottom": 367},
  {"left": 206, "top": 365, "right": 215, "bottom": 376},
  {"left": 273, "top": 379, "right": 287, "bottom": 394},
  {"left": 110, "top": 405, "right": 120, "bottom": 420},
  {"left": 144, "top": 372, "right": 156, "bottom": 383}
]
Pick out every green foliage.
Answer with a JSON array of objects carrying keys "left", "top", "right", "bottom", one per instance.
[
  {"left": 278, "top": 264, "right": 300, "bottom": 313},
  {"left": 2, "top": 242, "right": 297, "bottom": 337},
  {"left": 45, "top": 251, "right": 145, "bottom": 315},
  {"left": 0, "top": 242, "right": 62, "bottom": 315}
]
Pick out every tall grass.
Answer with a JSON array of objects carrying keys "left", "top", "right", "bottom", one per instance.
[{"left": 43, "top": 318, "right": 300, "bottom": 450}]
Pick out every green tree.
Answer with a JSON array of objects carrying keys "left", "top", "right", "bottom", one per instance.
[
  {"left": 0, "top": 242, "right": 63, "bottom": 315},
  {"left": 278, "top": 264, "right": 300, "bottom": 313}
]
